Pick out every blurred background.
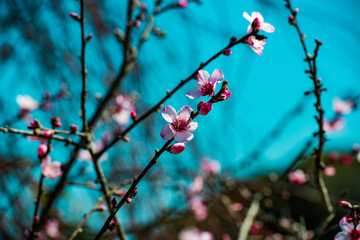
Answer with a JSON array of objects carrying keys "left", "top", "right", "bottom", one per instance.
[{"left": 1, "top": 0, "right": 360, "bottom": 239}]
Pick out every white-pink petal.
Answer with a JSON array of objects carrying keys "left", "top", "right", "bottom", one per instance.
[
  {"left": 177, "top": 106, "right": 193, "bottom": 120},
  {"left": 261, "top": 22, "right": 275, "bottom": 33},
  {"left": 251, "top": 11, "right": 264, "bottom": 22},
  {"left": 162, "top": 105, "right": 177, "bottom": 123},
  {"left": 209, "top": 69, "right": 224, "bottom": 84},
  {"left": 186, "top": 121, "right": 198, "bottom": 132},
  {"left": 186, "top": 87, "right": 204, "bottom": 99},
  {"left": 197, "top": 70, "right": 210, "bottom": 82},
  {"left": 174, "top": 130, "right": 193, "bottom": 143},
  {"left": 160, "top": 124, "right": 176, "bottom": 141},
  {"left": 242, "top": 12, "right": 252, "bottom": 22}
]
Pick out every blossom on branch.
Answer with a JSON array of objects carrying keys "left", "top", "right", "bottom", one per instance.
[
  {"left": 288, "top": 169, "right": 308, "bottom": 185},
  {"left": 179, "top": 228, "right": 214, "bottom": 240},
  {"left": 186, "top": 70, "right": 224, "bottom": 99},
  {"left": 41, "top": 156, "right": 63, "bottom": 179},
  {"left": 112, "top": 94, "right": 135, "bottom": 126},
  {"left": 16, "top": 95, "right": 39, "bottom": 120},
  {"left": 160, "top": 106, "right": 198, "bottom": 143},
  {"left": 323, "top": 117, "right": 345, "bottom": 134},
  {"left": 334, "top": 217, "right": 360, "bottom": 240},
  {"left": 243, "top": 12, "right": 275, "bottom": 33},
  {"left": 201, "top": 158, "right": 221, "bottom": 175},
  {"left": 246, "top": 35, "right": 266, "bottom": 55}
]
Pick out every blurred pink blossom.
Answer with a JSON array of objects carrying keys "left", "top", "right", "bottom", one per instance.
[
  {"left": 334, "top": 217, "right": 360, "bottom": 240},
  {"left": 243, "top": 12, "right": 275, "bottom": 33},
  {"left": 323, "top": 118, "right": 345, "bottom": 134},
  {"left": 324, "top": 165, "right": 336, "bottom": 177},
  {"left": 186, "top": 70, "right": 224, "bottom": 99},
  {"left": 177, "top": 0, "right": 188, "bottom": 8},
  {"left": 160, "top": 106, "right": 198, "bottom": 143},
  {"left": 112, "top": 94, "right": 135, "bottom": 126},
  {"left": 201, "top": 158, "right": 221, "bottom": 175},
  {"left": 288, "top": 169, "right": 308, "bottom": 185},
  {"left": 16, "top": 95, "right": 39, "bottom": 120},
  {"left": 246, "top": 35, "right": 265, "bottom": 55},
  {"left": 329, "top": 152, "right": 340, "bottom": 163},
  {"left": 341, "top": 154, "right": 353, "bottom": 165},
  {"left": 178, "top": 228, "right": 213, "bottom": 240},
  {"left": 189, "top": 197, "right": 208, "bottom": 221},
  {"left": 333, "top": 97, "right": 353, "bottom": 115},
  {"left": 187, "top": 175, "right": 204, "bottom": 197},
  {"left": 28, "top": 129, "right": 54, "bottom": 144},
  {"left": 78, "top": 140, "right": 108, "bottom": 163},
  {"left": 44, "top": 218, "right": 60, "bottom": 238},
  {"left": 41, "top": 156, "right": 62, "bottom": 179}
]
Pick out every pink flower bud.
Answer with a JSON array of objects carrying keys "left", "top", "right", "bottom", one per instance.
[
  {"left": 215, "top": 87, "right": 232, "bottom": 102},
  {"left": 43, "top": 130, "right": 53, "bottom": 137},
  {"left": 341, "top": 154, "right": 353, "bottom": 165},
  {"left": 323, "top": 165, "right": 336, "bottom": 177},
  {"left": 43, "top": 91, "right": 51, "bottom": 100},
  {"left": 197, "top": 101, "right": 212, "bottom": 115},
  {"left": 134, "top": 20, "right": 141, "bottom": 28},
  {"left": 116, "top": 189, "right": 126, "bottom": 197},
  {"left": 70, "top": 124, "right": 78, "bottom": 133},
  {"left": 34, "top": 215, "right": 40, "bottom": 222},
  {"left": 167, "top": 143, "right": 185, "bottom": 154},
  {"left": 85, "top": 33, "right": 93, "bottom": 42},
  {"left": 109, "top": 220, "right": 118, "bottom": 231},
  {"left": 69, "top": 12, "right": 80, "bottom": 21},
  {"left": 340, "top": 200, "right": 352, "bottom": 209},
  {"left": 97, "top": 204, "right": 107, "bottom": 211},
  {"left": 223, "top": 49, "right": 232, "bottom": 56},
  {"left": 111, "top": 197, "right": 117, "bottom": 207},
  {"left": 51, "top": 117, "right": 62, "bottom": 128},
  {"left": 126, "top": 198, "right": 132, "bottom": 204},
  {"left": 37, "top": 144, "right": 48, "bottom": 159},
  {"left": 131, "top": 110, "right": 137, "bottom": 120},
  {"left": 177, "top": 0, "right": 188, "bottom": 8},
  {"left": 289, "top": 169, "right": 308, "bottom": 185}
]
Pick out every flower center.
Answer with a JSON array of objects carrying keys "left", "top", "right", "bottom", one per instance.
[
  {"left": 252, "top": 18, "right": 261, "bottom": 29},
  {"left": 200, "top": 82, "right": 214, "bottom": 96},
  {"left": 350, "top": 229, "right": 360, "bottom": 240},
  {"left": 172, "top": 118, "right": 189, "bottom": 131}
]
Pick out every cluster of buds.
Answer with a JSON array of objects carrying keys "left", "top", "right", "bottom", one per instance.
[
  {"left": 109, "top": 220, "right": 118, "bottom": 231},
  {"left": 51, "top": 117, "right": 62, "bottom": 128},
  {"left": 126, "top": 187, "right": 138, "bottom": 204},
  {"left": 128, "top": 2, "right": 147, "bottom": 28}
]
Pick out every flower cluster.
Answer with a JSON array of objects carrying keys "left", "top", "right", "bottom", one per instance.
[
  {"left": 335, "top": 201, "right": 360, "bottom": 240},
  {"left": 243, "top": 12, "right": 275, "bottom": 55},
  {"left": 324, "top": 97, "right": 355, "bottom": 134}
]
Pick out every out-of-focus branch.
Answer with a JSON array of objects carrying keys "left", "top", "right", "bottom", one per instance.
[{"left": 237, "top": 193, "right": 262, "bottom": 240}]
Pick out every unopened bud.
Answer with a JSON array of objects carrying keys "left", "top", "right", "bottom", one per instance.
[
  {"left": 130, "top": 110, "right": 137, "bottom": 121},
  {"left": 177, "top": 0, "right": 188, "bottom": 8},
  {"left": 69, "top": 12, "right": 80, "bottom": 21},
  {"left": 85, "top": 33, "right": 93, "bottom": 42},
  {"left": 198, "top": 101, "right": 212, "bottom": 115},
  {"left": 223, "top": 49, "right": 232, "bottom": 56},
  {"left": 70, "top": 124, "right": 78, "bottom": 133},
  {"left": 126, "top": 198, "right": 132, "bottom": 204},
  {"left": 37, "top": 144, "right": 48, "bottom": 159},
  {"left": 340, "top": 200, "right": 352, "bottom": 209},
  {"left": 167, "top": 143, "right": 185, "bottom": 154}
]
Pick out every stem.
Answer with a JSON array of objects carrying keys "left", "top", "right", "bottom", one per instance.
[
  {"left": 80, "top": 0, "right": 88, "bottom": 132},
  {"left": 27, "top": 175, "right": 44, "bottom": 239},
  {"left": 237, "top": 193, "right": 262, "bottom": 240}
]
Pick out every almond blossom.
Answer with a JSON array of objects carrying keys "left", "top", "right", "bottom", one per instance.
[
  {"left": 333, "top": 97, "right": 353, "bottom": 115},
  {"left": 189, "top": 196, "right": 208, "bottom": 221},
  {"left": 160, "top": 106, "right": 198, "bottom": 143},
  {"left": 243, "top": 12, "right": 275, "bottom": 33},
  {"left": 186, "top": 70, "right": 224, "bottom": 99},
  {"left": 16, "top": 95, "right": 39, "bottom": 119},
  {"left": 112, "top": 94, "right": 135, "bottom": 126},
  {"left": 335, "top": 217, "right": 360, "bottom": 240},
  {"left": 178, "top": 228, "right": 214, "bottom": 240},
  {"left": 201, "top": 158, "right": 221, "bottom": 175},
  {"left": 41, "top": 156, "right": 63, "bottom": 179},
  {"left": 246, "top": 35, "right": 266, "bottom": 55},
  {"left": 44, "top": 219, "right": 60, "bottom": 238},
  {"left": 288, "top": 169, "right": 308, "bottom": 185},
  {"left": 323, "top": 117, "right": 345, "bottom": 134}
]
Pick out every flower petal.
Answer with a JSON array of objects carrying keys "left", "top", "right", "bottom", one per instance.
[
  {"left": 334, "top": 232, "right": 347, "bottom": 240},
  {"left": 160, "top": 124, "right": 175, "bottom": 141},
  {"left": 162, "top": 106, "right": 177, "bottom": 123},
  {"left": 209, "top": 69, "right": 224, "bottom": 84},
  {"left": 197, "top": 70, "right": 210, "bottom": 82},
  {"left": 187, "top": 121, "right": 198, "bottom": 132},
  {"left": 243, "top": 12, "right": 252, "bottom": 22},
  {"left": 339, "top": 217, "right": 353, "bottom": 233},
  {"left": 177, "top": 106, "right": 193, "bottom": 120},
  {"left": 252, "top": 11, "right": 264, "bottom": 23},
  {"left": 261, "top": 22, "right": 275, "bottom": 33},
  {"left": 186, "top": 87, "right": 203, "bottom": 99},
  {"left": 174, "top": 130, "right": 193, "bottom": 143}
]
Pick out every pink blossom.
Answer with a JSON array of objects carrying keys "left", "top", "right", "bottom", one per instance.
[
  {"left": 324, "top": 165, "right": 336, "bottom": 177},
  {"left": 341, "top": 154, "right": 353, "bottom": 165},
  {"left": 177, "top": 0, "right": 188, "bottom": 8},
  {"left": 44, "top": 218, "right": 60, "bottom": 238},
  {"left": 70, "top": 124, "right": 78, "bottom": 132},
  {"left": 250, "top": 222, "right": 261, "bottom": 234},
  {"left": 357, "top": 152, "right": 360, "bottom": 163},
  {"left": 201, "top": 157, "right": 221, "bottom": 175},
  {"left": 232, "top": 202, "right": 243, "bottom": 211},
  {"left": 189, "top": 196, "right": 208, "bottom": 221},
  {"left": 179, "top": 228, "right": 214, "bottom": 240},
  {"left": 78, "top": 140, "right": 108, "bottom": 163},
  {"left": 333, "top": 97, "right": 353, "bottom": 115},
  {"left": 160, "top": 106, "right": 198, "bottom": 143},
  {"left": 187, "top": 175, "right": 204, "bottom": 197},
  {"left": 112, "top": 94, "right": 135, "bottom": 126},
  {"left": 329, "top": 152, "right": 340, "bottom": 163},
  {"left": 335, "top": 217, "right": 360, "bottom": 240},
  {"left": 323, "top": 118, "right": 345, "bottom": 134},
  {"left": 168, "top": 143, "right": 185, "bottom": 154},
  {"left": 198, "top": 101, "right": 212, "bottom": 115},
  {"left": 246, "top": 35, "right": 266, "bottom": 55},
  {"left": 288, "top": 169, "right": 308, "bottom": 185},
  {"left": 16, "top": 95, "right": 39, "bottom": 119},
  {"left": 37, "top": 144, "right": 48, "bottom": 159},
  {"left": 41, "top": 156, "right": 63, "bottom": 179},
  {"left": 214, "top": 87, "right": 232, "bottom": 102},
  {"left": 243, "top": 12, "right": 275, "bottom": 33},
  {"left": 186, "top": 70, "right": 224, "bottom": 99}
]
